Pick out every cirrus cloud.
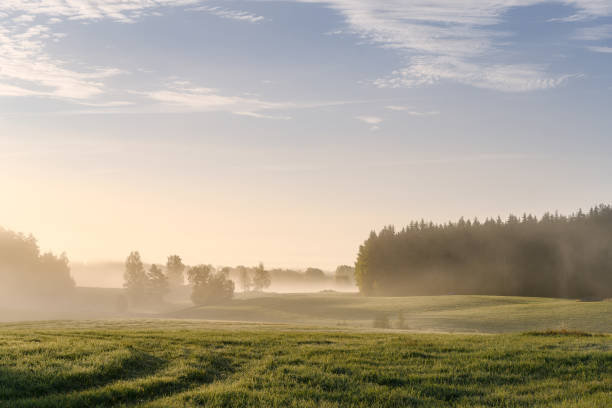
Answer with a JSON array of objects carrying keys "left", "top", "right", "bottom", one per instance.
[{"left": 292, "top": 0, "right": 612, "bottom": 92}]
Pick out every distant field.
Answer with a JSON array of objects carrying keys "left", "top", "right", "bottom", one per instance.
[
  {"left": 3, "top": 292, "right": 612, "bottom": 334},
  {"left": 0, "top": 321, "right": 611, "bottom": 407},
  {"left": 165, "top": 293, "right": 612, "bottom": 333}
]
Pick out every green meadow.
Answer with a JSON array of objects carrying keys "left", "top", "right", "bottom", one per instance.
[
  {"left": 165, "top": 293, "right": 612, "bottom": 333},
  {"left": 1, "top": 320, "right": 611, "bottom": 407},
  {"left": 1, "top": 294, "right": 612, "bottom": 407}
]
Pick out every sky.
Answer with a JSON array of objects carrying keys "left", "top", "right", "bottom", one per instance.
[{"left": 0, "top": 0, "right": 611, "bottom": 271}]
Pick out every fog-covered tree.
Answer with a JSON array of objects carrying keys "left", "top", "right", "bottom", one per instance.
[
  {"left": 355, "top": 204, "right": 612, "bottom": 299},
  {"left": 304, "top": 267, "right": 325, "bottom": 280},
  {"left": 237, "top": 265, "right": 252, "bottom": 292},
  {"left": 252, "top": 262, "right": 271, "bottom": 292},
  {"left": 147, "top": 264, "right": 169, "bottom": 302},
  {"left": 123, "top": 251, "right": 148, "bottom": 304},
  {"left": 0, "top": 227, "right": 75, "bottom": 299},
  {"left": 166, "top": 255, "right": 186, "bottom": 287},
  {"left": 187, "top": 265, "right": 235, "bottom": 305},
  {"left": 335, "top": 265, "right": 355, "bottom": 286}
]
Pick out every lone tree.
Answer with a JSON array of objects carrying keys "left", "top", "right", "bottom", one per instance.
[
  {"left": 237, "top": 265, "right": 252, "bottom": 292},
  {"left": 252, "top": 262, "right": 271, "bottom": 292},
  {"left": 123, "top": 251, "right": 148, "bottom": 305},
  {"left": 187, "top": 265, "right": 235, "bottom": 305},
  {"left": 166, "top": 255, "right": 186, "bottom": 287},
  {"left": 147, "top": 264, "right": 169, "bottom": 303}
]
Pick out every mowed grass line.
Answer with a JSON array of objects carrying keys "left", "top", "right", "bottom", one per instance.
[{"left": 1, "top": 323, "right": 611, "bottom": 407}]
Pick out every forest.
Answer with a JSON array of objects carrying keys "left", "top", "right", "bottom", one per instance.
[{"left": 355, "top": 205, "right": 612, "bottom": 299}]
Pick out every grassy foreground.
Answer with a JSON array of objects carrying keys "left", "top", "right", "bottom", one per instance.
[{"left": 1, "top": 321, "right": 611, "bottom": 407}]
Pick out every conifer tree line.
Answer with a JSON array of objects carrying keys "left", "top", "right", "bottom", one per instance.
[{"left": 355, "top": 205, "right": 612, "bottom": 299}]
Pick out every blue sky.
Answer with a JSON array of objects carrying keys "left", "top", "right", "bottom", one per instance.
[{"left": 0, "top": 0, "right": 611, "bottom": 274}]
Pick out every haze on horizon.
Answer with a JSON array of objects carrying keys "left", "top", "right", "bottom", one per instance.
[{"left": 1, "top": 0, "right": 611, "bottom": 270}]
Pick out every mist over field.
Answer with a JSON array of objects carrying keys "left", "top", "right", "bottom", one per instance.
[
  {"left": 2, "top": 0, "right": 612, "bottom": 406},
  {"left": 70, "top": 261, "right": 357, "bottom": 293},
  {"left": 2, "top": 205, "right": 612, "bottom": 326}
]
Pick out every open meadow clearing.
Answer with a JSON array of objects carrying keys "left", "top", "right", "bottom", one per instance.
[{"left": 1, "top": 319, "right": 611, "bottom": 408}]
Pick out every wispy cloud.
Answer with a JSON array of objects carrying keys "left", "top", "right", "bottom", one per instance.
[
  {"left": 571, "top": 23, "right": 612, "bottom": 54},
  {"left": 0, "top": 21, "right": 122, "bottom": 99},
  {"left": 143, "top": 81, "right": 291, "bottom": 118},
  {"left": 191, "top": 6, "right": 266, "bottom": 23},
  {"left": 76, "top": 101, "right": 135, "bottom": 108},
  {"left": 374, "top": 56, "right": 575, "bottom": 92},
  {"left": 355, "top": 116, "right": 382, "bottom": 125},
  {"left": 292, "top": 0, "right": 612, "bottom": 92},
  {"left": 0, "top": 1, "right": 202, "bottom": 100},
  {"left": 1, "top": 0, "right": 610, "bottom": 104},
  {"left": 13, "top": 14, "right": 35, "bottom": 24},
  {"left": 355, "top": 115, "right": 383, "bottom": 130},
  {"left": 0, "top": 1, "right": 200, "bottom": 24},
  {"left": 572, "top": 24, "right": 612, "bottom": 41},
  {"left": 0, "top": 0, "right": 270, "bottom": 102},
  {"left": 386, "top": 106, "right": 440, "bottom": 116},
  {"left": 587, "top": 46, "right": 612, "bottom": 53}
]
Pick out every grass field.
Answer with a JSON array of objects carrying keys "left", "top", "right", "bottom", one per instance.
[
  {"left": 166, "top": 293, "right": 612, "bottom": 333},
  {"left": 3, "top": 292, "right": 612, "bottom": 333},
  {"left": 2, "top": 295, "right": 612, "bottom": 407},
  {"left": 0, "top": 320, "right": 611, "bottom": 407}
]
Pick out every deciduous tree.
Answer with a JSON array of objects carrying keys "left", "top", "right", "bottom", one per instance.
[
  {"left": 187, "top": 265, "right": 235, "bottom": 305},
  {"left": 124, "top": 251, "right": 148, "bottom": 305},
  {"left": 166, "top": 255, "right": 186, "bottom": 287},
  {"left": 252, "top": 262, "right": 271, "bottom": 292}
]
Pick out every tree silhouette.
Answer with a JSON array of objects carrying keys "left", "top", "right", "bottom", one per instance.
[
  {"left": 166, "top": 255, "right": 186, "bottom": 287},
  {"left": 252, "top": 262, "right": 271, "bottom": 292},
  {"left": 124, "top": 251, "right": 148, "bottom": 305},
  {"left": 335, "top": 265, "right": 355, "bottom": 286},
  {"left": 0, "top": 227, "right": 74, "bottom": 299},
  {"left": 147, "top": 264, "right": 169, "bottom": 302},
  {"left": 304, "top": 267, "right": 325, "bottom": 280},
  {"left": 187, "top": 265, "right": 235, "bottom": 305},
  {"left": 237, "top": 265, "right": 252, "bottom": 292}
]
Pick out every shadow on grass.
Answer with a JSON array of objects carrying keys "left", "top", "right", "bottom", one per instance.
[
  {"left": 1, "top": 352, "right": 235, "bottom": 408},
  {"left": 0, "top": 348, "right": 164, "bottom": 400}
]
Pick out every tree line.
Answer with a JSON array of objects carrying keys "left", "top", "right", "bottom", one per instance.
[
  {"left": 0, "top": 227, "right": 74, "bottom": 300},
  {"left": 355, "top": 205, "right": 612, "bottom": 299},
  {"left": 123, "top": 252, "right": 273, "bottom": 306}
]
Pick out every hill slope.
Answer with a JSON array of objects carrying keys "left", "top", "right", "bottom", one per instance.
[{"left": 166, "top": 293, "right": 612, "bottom": 333}]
